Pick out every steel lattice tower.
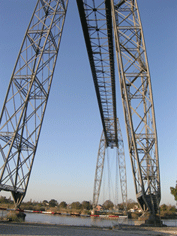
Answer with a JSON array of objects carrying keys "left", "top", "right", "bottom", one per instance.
[
  {"left": 93, "top": 118, "right": 127, "bottom": 210},
  {"left": 0, "top": 0, "right": 68, "bottom": 207},
  {"left": 111, "top": 0, "right": 160, "bottom": 220}
]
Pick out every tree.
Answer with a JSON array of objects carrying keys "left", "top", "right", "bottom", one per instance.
[
  {"left": 81, "top": 201, "right": 92, "bottom": 210},
  {"left": 43, "top": 200, "right": 49, "bottom": 205},
  {"left": 49, "top": 199, "right": 58, "bottom": 207},
  {"left": 126, "top": 199, "right": 138, "bottom": 210},
  {"left": 169, "top": 205, "right": 176, "bottom": 213},
  {"left": 160, "top": 204, "right": 167, "bottom": 211},
  {"left": 0, "top": 196, "right": 13, "bottom": 204},
  {"left": 117, "top": 203, "right": 124, "bottom": 210},
  {"left": 71, "top": 201, "right": 81, "bottom": 210},
  {"left": 59, "top": 201, "right": 67, "bottom": 209},
  {"left": 170, "top": 184, "right": 177, "bottom": 201},
  {"left": 102, "top": 200, "right": 114, "bottom": 210}
]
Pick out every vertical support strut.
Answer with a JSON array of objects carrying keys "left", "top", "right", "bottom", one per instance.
[
  {"left": 111, "top": 0, "right": 160, "bottom": 221},
  {"left": 0, "top": 0, "right": 68, "bottom": 207},
  {"left": 93, "top": 118, "right": 127, "bottom": 211},
  {"left": 93, "top": 131, "right": 106, "bottom": 209},
  {"left": 117, "top": 119, "right": 127, "bottom": 211}
]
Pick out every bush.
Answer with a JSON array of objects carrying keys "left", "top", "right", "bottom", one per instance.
[
  {"left": 128, "top": 212, "right": 142, "bottom": 219},
  {"left": 160, "top": 204, "right": 167, "bottom": 211},
  {"left": 7, "top": 211, "right": 26, "bottom": 222}
]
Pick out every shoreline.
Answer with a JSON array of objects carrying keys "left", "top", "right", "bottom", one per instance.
[
  {"left": 0, "top": 221, "right": 177, "bottom": 235},
  {"left": 1, "top": 207, "right": 177, "bottom": 220}
]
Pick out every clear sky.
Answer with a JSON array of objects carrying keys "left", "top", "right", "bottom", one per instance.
[{"left": 0, "top": 0, "right": 176, "bottom": 206}]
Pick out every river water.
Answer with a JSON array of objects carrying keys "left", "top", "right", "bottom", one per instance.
[
  {"left": 25, "top": 213, "right": 177, "bottom": 227},
  {"left": 1, "top": 210, "right": 177, "bottom": 227},
  {"left": 25, "top": 213, "right": 129, "bottom": 227}
]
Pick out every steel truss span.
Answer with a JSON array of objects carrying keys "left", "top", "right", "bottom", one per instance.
[
  {"left": 111, "top": 0, "right": 160, "bottom": 217},
  {"left": 93, "top": 118, "right": 127, "bottom": 211},
  {"left": 0, "top": 0, "right": 68, "bottom": 207},
  {"left": 77, "top": 0, "right": 118, "bottom": 148}
]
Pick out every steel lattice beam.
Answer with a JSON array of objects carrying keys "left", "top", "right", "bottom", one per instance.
[
  {"left": 93, "top": 131, "right": 106, "bottom": 208},
  {"left": 111, "top": 0, "right": 160, "bottom": 217},
  {"left": 77, "top": 0, "right": 118, "bottom": 148},
  {"left": 117, "top": 118, "right": 127, "bottom": 211},
  {"left": 0, "top": 0, "right": 68, "bottom": 207}
]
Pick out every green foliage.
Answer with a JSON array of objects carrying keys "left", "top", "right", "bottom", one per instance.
[
  {"left": 126, "top": 199, "right": 138, "bottom": 210},
  {"left": 59, "top": 201, "right": 67, "bottom": 209},
  {"left": 129, "top": 212, "right": 142, "bottom": 219},
  {"left": 117, "top": 203, "right": 124, "bottom": 210},
  {"left": 81, "top": 201, "right": 92, "bottom": 210},
  {"left": 20, "top": 200, "right": 46, "bottom": 211},
  {"left": 71, "top": 201, "right": 81, "bottom": 210},
  {"left": 7, "top": 211, "right": 25, "bottom": 222},
  {"left": 160, "top": 204, "right": 177, "bottom": 219},
  {"left": 0, "top": 196, "right": 13, "bottom": 204},
  {"left": 170, "top": 186, "right": 177, "bottom": 201},
  {"left": 160, "top": 204, "right": 167, "bottom": 211},
  {"left": 49, "top": 199, "right": 58, "bottom": 207},
  {"left": 43, "top": 200, "right": 49, "bottom": 205},
  {"left": 169, "top": 206, "right": 176, "bottom": 213},
  {"left": 102, "top": 200, "right": 114, "bottom": 210}
]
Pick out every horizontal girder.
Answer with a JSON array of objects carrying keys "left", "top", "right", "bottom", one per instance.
[{"left": 77, "top": 0, "right": 118, "bottom": 147}]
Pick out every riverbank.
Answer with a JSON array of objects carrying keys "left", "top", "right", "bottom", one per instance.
[
  {"left": 0, "top": 222, "right": 177, "bottom": 235},
  {"left": 1, "top": 209, "right": 177, "bottom": 228},
  {"left": 1, "top": 206, "right": 177, "bottom": 221}
]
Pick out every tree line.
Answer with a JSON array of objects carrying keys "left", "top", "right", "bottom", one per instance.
[
  {"left": 0, "top": 185, "right": 176, "bottom": 215},
  {"left": 0, "top": 197, "right": 125, "bottom": 211}
]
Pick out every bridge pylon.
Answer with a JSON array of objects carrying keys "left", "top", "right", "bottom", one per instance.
[
  {"left": 93, "top": 118, "right": 127, "bottom": 213},
  {"left": 0, "top": 0, "right": 68, "bottom": 207},
  {"left": 110, "top": 0, "right": 161, "bottom": 224}
]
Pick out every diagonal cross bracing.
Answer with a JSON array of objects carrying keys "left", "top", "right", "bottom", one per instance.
[
  {"left": 0, "top": 0, "right": 68, "bottom": 207},
  {"left": 93, "top": 118, "right": 127, "bottom": 210},
  {"left": 77, "top": 0, "right": 118, "bottom": 148},
  {"left": 111, "top": 0, "right": 160, "bottom": 215}
]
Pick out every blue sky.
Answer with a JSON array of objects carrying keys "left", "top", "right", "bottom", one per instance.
[{"left": 0, "top": 0, "right": 176, "bottom": 206}]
